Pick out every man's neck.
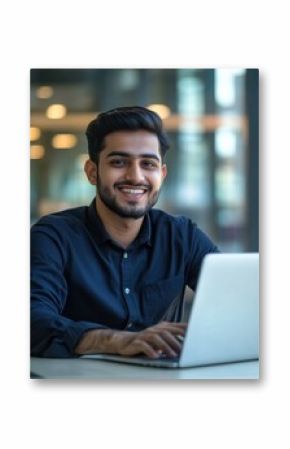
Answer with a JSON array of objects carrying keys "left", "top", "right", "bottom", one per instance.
[{"left": 95, "top": 197, "right": 144, "bottom": 249}]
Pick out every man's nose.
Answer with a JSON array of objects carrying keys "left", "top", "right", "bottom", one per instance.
[{"left": 124, "top": 162, "right": 145, "bottom": 183}]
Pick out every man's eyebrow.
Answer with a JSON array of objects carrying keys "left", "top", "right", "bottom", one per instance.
[{"left": 106, "top": 151, "right": 161, "bottom": 161}]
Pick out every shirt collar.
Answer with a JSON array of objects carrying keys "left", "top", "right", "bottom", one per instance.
[
  {"left": 87, "top": 199, "right": 111, "bottom": 245},
  {"left": 87, "top": 198, "right": 152, "bottom": 248},
  {"left": 133, "top": 212, "right": 152, "bottom": 248}
]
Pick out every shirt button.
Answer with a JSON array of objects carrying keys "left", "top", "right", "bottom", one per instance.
[
  {"left": 123, "top": 252, "right": 128, "bottom": 259},
  {"left": 124, "top": 288, "right": 130, "bottom": 294}
]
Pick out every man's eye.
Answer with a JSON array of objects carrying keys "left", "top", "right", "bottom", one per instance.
[
  {"left": 142, "top": 161, "right": 157, "bottom": 169},
  {"left": 111, "top": 159, "right": 126, "bottom": 167}
]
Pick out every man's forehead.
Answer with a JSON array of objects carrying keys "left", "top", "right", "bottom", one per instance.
[{"left": 102, "top": 130, "right": 161, "bottom": 158}]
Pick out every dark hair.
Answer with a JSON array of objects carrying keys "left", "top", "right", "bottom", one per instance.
[{"left": 86, "top": 106, "right": 170, "bottom": 163}]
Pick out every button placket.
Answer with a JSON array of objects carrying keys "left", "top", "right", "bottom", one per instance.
[
  {"left": 123, "top": 253, "right": 130, "bottom": 295},
  {"left": 121, "top": 249, "right": 137, "bottom": 326}
]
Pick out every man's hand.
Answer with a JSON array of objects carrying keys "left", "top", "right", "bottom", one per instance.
[
  {"left": 75, "top": 321, "right": 187, "bottom": 358},
  {"left": 113, "top": 322, "right": 187, "bottom": 358}
]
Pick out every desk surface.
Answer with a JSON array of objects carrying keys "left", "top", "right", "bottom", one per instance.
[{"left": 30, "top": 357, "right": 259, "bottom": 380}]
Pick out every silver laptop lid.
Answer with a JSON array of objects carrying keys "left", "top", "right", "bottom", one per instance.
[{"left": 179, "top": 253, "right": 259, "bottom": 367}]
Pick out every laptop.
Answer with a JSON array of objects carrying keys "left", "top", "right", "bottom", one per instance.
[{"left": 81, "top": 253, "right": 259, "bottom": 368}]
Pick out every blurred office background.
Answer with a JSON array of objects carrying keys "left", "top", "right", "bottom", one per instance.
[{"left": 30, "top": 68, "right": 259, "bottom": 252}]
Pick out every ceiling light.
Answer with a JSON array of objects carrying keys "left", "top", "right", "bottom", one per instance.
[
  {"left": 30, "top": 127, "right": 41, "bottom": 141},
  {"left": 147, "top": 104, "right": 171, "bottom": 120},
  {"left": 46, "top": 104, "right": 67, "bottom": 119},
  {"left": 52, "top": 134, "right": 77, "bottom": 149},
  {"left": 31, "top": 145, "right": 45, "bottom": 159},
  {"left": 36, "top": 86, "right": 54, "bottom": 99}
]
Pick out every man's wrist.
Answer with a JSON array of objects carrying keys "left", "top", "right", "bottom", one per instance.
[
  {"left": 74, "top": 328, "right": 115, "bottom": 354},
  {"left": 74, "top": 328, "right": 130, "bottom": 355}
]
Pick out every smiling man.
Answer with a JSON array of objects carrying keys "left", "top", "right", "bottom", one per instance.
[{"left": 31, "top": 106, "right": 219, "bottom": 358}]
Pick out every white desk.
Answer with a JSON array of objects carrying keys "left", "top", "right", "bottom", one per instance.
[{"left": 30, "top": 357, "right": 259, "bottom": 380}]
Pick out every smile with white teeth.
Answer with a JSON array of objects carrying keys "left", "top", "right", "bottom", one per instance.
[{"left": 118, "top": 187, "right": 147, "bottom": 194}]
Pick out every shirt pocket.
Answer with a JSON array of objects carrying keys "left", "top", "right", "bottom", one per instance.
[{"left": 140, "top": 275, "right": 185, "bottom": 326}]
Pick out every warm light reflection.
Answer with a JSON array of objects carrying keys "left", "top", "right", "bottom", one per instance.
[
  {"left": 30, "top": 127, "right": 41, "bottom": 141},
  {"left": 36, "top": 86, "right": 53, "bottom": 100},
  {"left": 36, "top": 86, "right": 54, "bottom": 99},
  {"left": 52, "top": 134, "right": 77, "bottom": 149},
  {"left": 31, "top": 145, "right": 45, "bottom": 159},
  {"left": 46, "top": 104, "right": 67, "bottom": 119},
  {"left": 147, "top": 104, "right": 171, "bottom": 120}
]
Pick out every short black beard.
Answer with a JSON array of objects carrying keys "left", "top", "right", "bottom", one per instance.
[{"left": 96, "top": 178, "right": 160, "bottom": 219}]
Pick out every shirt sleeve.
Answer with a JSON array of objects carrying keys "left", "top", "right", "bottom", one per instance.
[
  {"left": 30, "top": 221, "right": 107, "bottom": 358},
  {"left": 185, "top": 224, "right": 220, "bottom": 291}
]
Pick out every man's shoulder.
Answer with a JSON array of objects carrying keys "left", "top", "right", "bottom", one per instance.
[
  {"left": 31, "top": 205, "right": 88, "bottom": 234},
  {"left": 149, "top": 208, "right": 196, "bottom": 229},
  {"left": 149, "top": 209, "right": 219, "bottom": 263}
]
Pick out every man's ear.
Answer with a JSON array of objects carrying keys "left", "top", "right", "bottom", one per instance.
[
  {"left": 161, "top": 163, "right": 167, "bottom": 181},
  {"left": 84, "top": 159, "right": 97, "bottom": 185}
]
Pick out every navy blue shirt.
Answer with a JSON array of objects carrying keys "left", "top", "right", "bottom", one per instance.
[{"left": 31, "top": 199, "right": 219, "bottom": 357}]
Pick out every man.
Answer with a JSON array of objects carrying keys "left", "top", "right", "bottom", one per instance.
[{"left": 31, "top": 106, "right": 219, "bottom": 358}]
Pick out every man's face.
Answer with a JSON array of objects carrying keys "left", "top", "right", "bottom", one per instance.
[{"left": 92, "top": 130, "right": 167, "bottom": 219}]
